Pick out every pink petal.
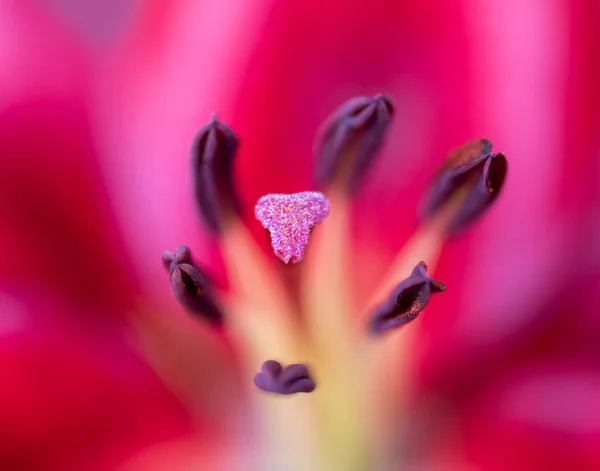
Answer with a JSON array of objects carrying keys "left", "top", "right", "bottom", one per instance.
[
  {"left": 0, "top": 1, "right": 138, "bottom": 316},
  {"left": 461, "top": 365, "right": 600, "bottom": 471},
  {"left": 88, "top": 0, "right": 279, "bottom": 291},
  {"left": 417, "top": 0, "right": 600, "bottom": 384}
]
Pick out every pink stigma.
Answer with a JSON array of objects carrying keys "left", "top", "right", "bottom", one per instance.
[{"left": 255, "top": 192, "right": 330, "bottom": 263}]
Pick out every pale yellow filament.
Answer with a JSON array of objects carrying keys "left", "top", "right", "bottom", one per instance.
[
  {"left": 361, "top": 191, "right": 467, "bottom": 460},
  {"left": 220, "top": 220, "right": 303, "bottom": 363},
  {"left": 221, "top": 219, "right": 320, "bottom": 471},
  {"left": 300, "top": 187, "right": 372, "bottom": 470}
]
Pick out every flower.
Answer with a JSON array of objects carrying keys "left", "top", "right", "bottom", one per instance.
[
  {"left": 159, "top": 94, "right": 503, "bottom": 468},
  {"left": 2, "top": 0, "right": 600, "bottom": 470}
]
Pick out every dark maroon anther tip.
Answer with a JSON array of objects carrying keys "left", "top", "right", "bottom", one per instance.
[
  {"left": 421, "top": 139, "right": 507, "bottom": 234},
  {"left": 368, "top": 261, "right": 446, "bottom": 335},
  {"left": 161, "top": 250, "right": 175, "bottom": 271},
  {"left": 254, "top": 360, "right": 316, "bottom": 395},
  {"left": 448, "top": 152, "right": 508, "bottom": 234},
  {"left": 192, "top": 116, "right": 241, "bottom": 234},
  {"left": 315, "top": 94, "right": 394, "bottom": 194},
  {"left": 175, "top": 245, "right": 191, "bottom": 263},
  {"left": 162, "top": 246, "right": 224, "bottom": 325},
  {"left": 162, "top": 246, "right": 193, "bottom": 273},
  {"left": 373, "top": 93, "right": 394, "bottom": 115}
]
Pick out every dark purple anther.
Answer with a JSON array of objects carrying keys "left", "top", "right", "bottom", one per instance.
[
  {"left": 368, "top": 262, "right": 446, "bottom": 335},
  {"left": 421, "top": 139, "right": 507, "bottom": 234},
  {"left": 315, "top": 94, "right": 394, "bottom": 193},
  {"left": 254, "top": 360, "right": 316, "bottom": 395},
  {"left": 162, "top": 245, "right": 223, "bottom": 324},
  {"left": 192, "top": 115, "right": 241, "bottom": 233}
]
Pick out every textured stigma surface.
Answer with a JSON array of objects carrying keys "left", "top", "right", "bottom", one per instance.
[{"left": 255, "top": 192, "right": 330, "bottom": 263}]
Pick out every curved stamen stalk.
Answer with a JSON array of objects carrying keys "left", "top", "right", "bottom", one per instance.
[
  {"left": 301, "top": 186, "right": 372, "bottom": 470},
  {"left": 360, "top": 192, "right": 465, "bottom": 460},
  {"left": 219, "top": 219, "right": 322, "bottom": 470},
  {"left": 300, "top": 94, "right": 396, "bottom": 469},
  {"left": 190, "top": 115, "right": 322, "bottom": 469},
  {"left": 220, "top": 219, "right": 303, "bottom": 362}
]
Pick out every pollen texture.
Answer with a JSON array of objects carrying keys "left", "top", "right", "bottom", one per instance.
[{"left": 255, "top": 191, "right": 330, "bottom": 263}]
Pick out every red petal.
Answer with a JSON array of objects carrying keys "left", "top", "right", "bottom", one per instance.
[
  {"left": 0, "top": 293, "right": 193, "bottom": 471},
  {"left": 0, "top": 1, "right": 138, "bottom": 317}
]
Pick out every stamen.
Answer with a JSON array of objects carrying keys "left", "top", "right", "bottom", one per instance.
[
  {"left": 448, "top": 152, "right": 508, "bottom": 233},
  {"left": 315, "top": 94, "right": 394, "bottom": 193},
  {"left": 421, "top": 139, "right": 508, "bottom": 234},
  {"left": 219, "top": 221, "right": 303, "bottom": 363},
  {"left": 305, "top": 96, "right": 394, "bottom": 465},
  {"left": 161, "top": 244, "right": 191, "bottom": 270},
  {"left": 191, "top": 116, "right": 241, "bottom": 233},
  {"left": 217, "top": 223, "right": 320, "bottom": 465},
  {"left": 161, "top": 245, "right": 223, "bottom": 324},
  {"left": 368, "top": 262, "right": 446, "bottom": 334},
  {"left": 255, "top": 192, "right": 330, "bottom": 264},
  {"left": 360, "top": 214, "right": 453, "bottom": 459},
  {"left": 300, "top": 188, "right": 372, "bottom": 469},
  {"left": 191, "top": 117, "right": 302, "bottom": 362},
  {"left": 254, "top": 360, "right": 316, "bottom": 395}
]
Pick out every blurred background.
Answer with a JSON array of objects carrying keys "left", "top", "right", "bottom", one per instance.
[{"left": 1, "top": 0, "right": 599, "bottom": 470}]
